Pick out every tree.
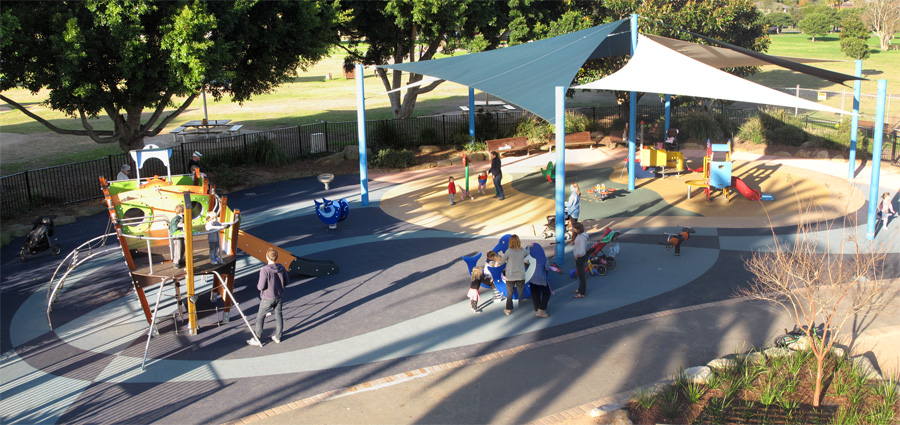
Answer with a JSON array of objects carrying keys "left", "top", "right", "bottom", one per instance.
[
  {"left": 566, "top": 0, "right": 770, "bottom": 110},
  {"left": 799, "top": 12, "right": 833, "bottom": 40},
  {"left": 861, "top": 0, "right": 900, "bottom": 50},
  {"left": 337, "top": 0, "right": 564, "bottom": 120},
  {"left": 739, "top": 196, "right": 892, "bottom": 407},
  {"left": 0, "top": 0, "right": 339, "bottom": 152},
  {"left": 840, "top": 15, "right": 872, "bottom": 59},
  {"left": 762, "top": 12, "right": 795, "bottom": 31}
]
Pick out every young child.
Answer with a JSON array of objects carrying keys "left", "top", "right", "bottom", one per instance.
[
  {"left": 456, "top": 183, "right": 475, "bottom": 201},
  {"left": 477, "top": 171, "right": 488, "bottom": 195},
  {"left": 205, "top": 211, "right": 233, "bottom": 265},
  {"left": 448, "top": 176, "right": 457, "bottom": 205},
  {"left": 468, "top": 267, "right": 493, "bottom": 313},
  {"left": 879, "top": 192, "right": 897, "bottom": 229},
  {"left": 169, "top": 204, "right": 185, "bottom": 269},
  {"left": 484, "top": 251, "right": 504, "bottom": 300}
]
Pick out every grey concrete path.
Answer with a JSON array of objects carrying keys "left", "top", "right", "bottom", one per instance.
[{"left": 242, "top": 295, "right": 900, "bottom": 425}]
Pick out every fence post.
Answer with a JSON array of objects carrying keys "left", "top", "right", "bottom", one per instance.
[
  {"left": 24, "top": 170, "right": 33, "bottom": 205},
  {"left": 795, "top": 84, "right": 800, "bottom": 116},
  {"left": 108, "top": 155, "right": 115, "bottom": 180},
  {"left": 442, "top": 115, "right": 446, "bottom": 145},
  {"left": 322, "top": 121, "right": 329, "bottom": 152}
]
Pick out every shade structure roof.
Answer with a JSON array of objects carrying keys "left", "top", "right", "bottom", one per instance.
[
  {"left": 380, "top": 19, "right": 859, "bottom": 124},
  {"left": 380, "top": 19, "right": 633, "bottom": 125},
  {"left": 573, "top": 34, "right": 845, "bottom": 114}
]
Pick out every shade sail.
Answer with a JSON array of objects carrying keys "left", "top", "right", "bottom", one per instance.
[
  {"left": 573, "top": 34, "right": 846, "bottom": 115},
  {"left": 380, "top": 19, "right": 633, "bottom": 125},
  {"left": 644, "top": 34, "right": 840, "bottom": 69}
]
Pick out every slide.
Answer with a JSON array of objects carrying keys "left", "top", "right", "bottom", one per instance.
[
  {"left": 731, "top": 177, "right": 762, "bottom": 201},
  {"left": 237, "top": 231, "right": 338, "bottom": 276}
]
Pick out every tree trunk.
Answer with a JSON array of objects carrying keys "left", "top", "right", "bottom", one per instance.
[
  {"left": 813, "top": 354, "right": 825, "bottom": 407},
  {"left": 880, "top": 34, "right": 891, "bottom": 50}
]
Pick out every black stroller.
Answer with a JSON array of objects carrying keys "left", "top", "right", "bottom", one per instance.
[
  {"left": 539, "top": 212, "right": 573, "bottom": 241},
  {"left": 663, "top": 128, "right": 679, "bottom": 151},
  {"left": 20, "top": 216, "right": 61, "bottom": 262}
]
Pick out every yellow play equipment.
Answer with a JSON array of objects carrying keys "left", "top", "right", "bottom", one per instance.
[{"left": 639, "top": 146, "right": 686, "bottom": 176}]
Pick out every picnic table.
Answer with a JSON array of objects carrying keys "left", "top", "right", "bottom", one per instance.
[{"left": 170, "top": 120, "right": 243, "bottom": 143}]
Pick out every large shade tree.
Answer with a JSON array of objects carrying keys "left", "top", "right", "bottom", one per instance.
[
  {"left": 337, "top": 0, "right": 565, "bottom": 119},
  {"left": 861, "top": 0, "right": 900, "bottom": 50},
  {"left": 0, "top": 0, "right": 339, "bottom": 152},
  {"left": 555, "top": 0, "right": 770, "bottom": 110}
]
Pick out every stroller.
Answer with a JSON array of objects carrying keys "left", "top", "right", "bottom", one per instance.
[
  {"left": 20, "top": 216, "right": 62, "bottom": 262},
  {"left": 663, "top": 128, "right": 679, "bottom": 152},
  {"left": 587, "top": 228, "right": 619, "bottom": 276},
  {"left": 538, "top": 211, "right": 572, "bottom": 241}
]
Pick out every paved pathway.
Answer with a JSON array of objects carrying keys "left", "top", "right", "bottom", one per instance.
[{"left": 1, "top": 148, "right": 898, "bottom": 424}]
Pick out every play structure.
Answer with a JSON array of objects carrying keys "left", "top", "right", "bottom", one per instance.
[
  {"left": 685, "top": 141, "right": 773, "bottom": 202},
  {"left": 461, "top": 234, "right": 534, "bottom": 300},
  {"left": 44, "top": 145, "right": 337, "bottom": 370},
  {"left": 586, "top": 184, "right": 616, "bottom": 202},
  {"left": 660, "top": 226, "right": 696, "bottom": 256},
  {"left": 640, "top": 145, "right": 686, "bottom": 176},
  {"left": 314, "top": 197, "right": 349, "bottom": 229},
  {"left": 540, "top": 161, "right": 555, "bottom": 182}
]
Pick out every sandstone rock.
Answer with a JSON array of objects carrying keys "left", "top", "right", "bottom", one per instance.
[
  {"left": 8, "top": 223, "right": 32, "bottom": 238},
  {"left": 591, "top": 403, "right": 632, "bottom": 425},
  {"left": 787, "top": 335, "right": 812, "bottom": 351},
  {"left": 831, "top": 346, "right": 846, "bottom": 358},
  {"left": 764, "top": 347, "right": 792, "bottom": 359},
  {"left": 814, "top": 150, "right": 830, "bottom": 159},
  {"left": 851, "top": 355, "right": 883, "bottom": 380},
  {"left": 468, "top": 152, "right": 488, "bottom": 162},
  {"left": 315, "top": 152, "right": 345, "bottom": 167},
  {"left": 419, "top": 145, "right": 441, "bottom": 154},
  {"left": 449, "top": 156, "right": 463, "bottom": 165},
  {"left": 342, "top": 145, "right": 372, "bottom": 161},
  {"left": 685, "top": 366, "right": 714, "bottom": 384},
  {"left": 744, "top": 351, "right": 766, "bottom": 365},
  {"left": 55, "top": 215, "right": 76, "bottom": 226},
  {"left": 794, "top": 150, "right": 811, "bottom": 158},
  {"left": 1, "top": 231, "right": 13, "bottom": 247},
  {"left": 707, "top": 357, "right": 737, "bottom": 370},
  {"left": 436, "top": 159, "right": 452, "bottom": 167},
  {"left": 773, "top": 151, "right": 792, "bottom": 158},
  {"left": 801, "top": 141, "right": 816, "bottom": 149},
  {"left": 76, "top": 205, "right": 107, "bottom": 217}
]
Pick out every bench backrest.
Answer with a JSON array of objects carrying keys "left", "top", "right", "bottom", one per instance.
[
  {"left": 548, "top": 131, "right": 591, "bottom": 144},
  {"left": 486, "top": 136, "right": 528, "bottom": 152}
]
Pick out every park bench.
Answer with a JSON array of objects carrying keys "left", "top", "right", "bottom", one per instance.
[
  {"left": 547, "top": 131, "right": 593, "bottom": 151},
  {"left": 486, "top": 136, "right": 530, "bottom": 156},
  {"left": 227, "top": 124, "right": 244, "bottom": 135},
  {"left": 170, "top": 126, "right": 187, "bottom": 143}
]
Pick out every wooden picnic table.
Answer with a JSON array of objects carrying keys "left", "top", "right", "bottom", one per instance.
[{"left": 171, "top": 120, "right": 242, "bottom": 143}]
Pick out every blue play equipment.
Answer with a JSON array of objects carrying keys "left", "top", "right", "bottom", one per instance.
[
  {"left": 314, "top": 198, "right": 349, "bottom": 229},
  {"left": 460, "top": 234, "right": 534, "bottom": 300}
]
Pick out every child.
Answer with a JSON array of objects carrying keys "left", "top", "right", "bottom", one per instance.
[
  {"left": 448, "top": 176, "right": 457, "bottom": 205},
  {"left": 484, "top": 251, "right": 504, "bottom": 301},
  {"left": 169, "top": 204, "right": 185, "bottom": 269},
  {"left": 608, "top": 233, "right": 621, "bottom": 258},
  {"left": 468, "top": 267, "right": 493, "bottom": 313},
  {"left": 205, "top": 211, "right": 233, "bottom": 265},
  {"left": 477, "top": 171, "right": 488, "bottom": 195},
  {"left": 879, "top": 192, "right": 897, "bottom": 229}
]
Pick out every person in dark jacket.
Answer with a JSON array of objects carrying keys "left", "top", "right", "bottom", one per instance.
[
  {"left": 489, "top": 151, "right": 505, "bottom": 200},
  {"left": 248, "top": 248, "right": 289, "bottom": 346}
]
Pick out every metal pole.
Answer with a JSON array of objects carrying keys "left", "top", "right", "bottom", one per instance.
[
  {"left": 628, "top": 14, "right": 638, "bottom": 191},
  {"left": 555, "top": 86, "right": 567, "bottom": 263},
  {"left": 202, "top": 89, "right": 209, "bottom": 122},
  {"left": 469, "top": 87, "right": 475, "bottom": 144},
  {"left": 795, "top": 84, "right": 800, "bottom": 116},
  {"left": 664, "top": 94, "right": 671, "bottom": 136},
  {"left": 356, "top": 64, "right": 369, "bottom": 206},
  {"left": 866, "top": 79, "right": 887, "bottom": 240},
  {"left": 849, "top": 60, "right": 862, "bottom": 179},
  {"left": 141, "top": 279, "right": 168, "bottom": 370},
  {"left": 214, "top": 271, "right": 261, "bottom": 344}
]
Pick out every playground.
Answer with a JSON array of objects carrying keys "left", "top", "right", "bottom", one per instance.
[{"left": 2, "top": 143, "right": 898, "bottom": 424}]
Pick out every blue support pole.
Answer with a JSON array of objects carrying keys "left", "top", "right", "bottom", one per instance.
[
  {"left": 628, "top": 14, "right": 638, "bottom": 191},
  {"left": 356, "top": 64, "right": 369, "bottom": 206},
  {"left": 555, "top": 86, "right": 567, "bottom": 263},
  {"left": 664, "top": 94, "right": 671, "bottom": 136},
  {"left": 866, "top": 79, "right": 887, "bottom": 240},
  {"left": 469, "top": 87, "right": 476, "bottom": 143},
  {"left": 848, "top": 60, "right": 862, "bottom": 179}
]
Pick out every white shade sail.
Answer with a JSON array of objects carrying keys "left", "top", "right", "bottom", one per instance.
[{"left": 573, "top": 34, "right": 846, "bottom": 115}]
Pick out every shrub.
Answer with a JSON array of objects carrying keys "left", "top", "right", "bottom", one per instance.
[
  {"left": 372, "top": 120, "right": 410, "bottom": 149},
  {"left": 738, "top": 115, "right": 766, "bottom": 144},
  {"left": 246, "top": 136, "right": 291, "bottom": 167},
  {"left": 514, "top": 115, "right": 553, "bottom": 143},
  {"left": 372, "top": 148, "right": 416, "bottom": 169},
  {"left": 674, "top": 111, "right": 726, "bottom": 142},
  {"left": 465, "top": 140, "right": 487, "bottom": 152},
  {"left": 418, "top": 126, "right": 440, "bottom": 145},
  {"left": 564, "top": 112, "right": 598, "bottom": 133},
  {"left": 451, "top": 132, "right": 472, "bottom": 150}
]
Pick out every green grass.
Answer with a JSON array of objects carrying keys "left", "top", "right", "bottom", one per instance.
[{"left": 1, "top": 31, "right": 896, "bottom": 172}]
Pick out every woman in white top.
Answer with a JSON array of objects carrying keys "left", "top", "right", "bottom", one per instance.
[{"left": 500, "top": 234, "right": 527, "bottom": 315}]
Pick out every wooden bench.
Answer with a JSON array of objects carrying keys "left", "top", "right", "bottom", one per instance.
[
  {"left": 547, "top": 131, "right": 593, "bottom": 151},
  {"left": 486, "top": 136, "right": 530, "bottom": 156},
  {"left": 170, "top": 126, "right": 187, "bottom": 143}
]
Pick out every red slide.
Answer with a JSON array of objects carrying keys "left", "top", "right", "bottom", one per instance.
[{"left": 731, "top": 177, "right": 761, "bottom": 201}]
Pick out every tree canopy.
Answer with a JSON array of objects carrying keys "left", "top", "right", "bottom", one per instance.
[
  {"left": 0, "top": 0, "right": 339, "bottom": 152},
  {"left": 337, "top": 0, "right": 565, "bottom": 119},
  {"left": 799, "top": 12, "right": 833, "bottom": 41},
  {"left": 840, "top": 15, "right": 872, "bottom": 59}
]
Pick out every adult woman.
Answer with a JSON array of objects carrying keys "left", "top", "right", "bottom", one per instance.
[
  {"left": 489, "top": 151, "right": 505, "bottom": 200},
  {"left": 500, "top": 234, "right": 526, "bottom": 315},
  {"left": 572, "top": 222, "right": 589, "bottom": 298},
  {"left": 527, "top": 243, "right": 551, "bottom": 318}
]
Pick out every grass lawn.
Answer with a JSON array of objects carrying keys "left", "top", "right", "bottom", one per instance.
[{"left": 1, "top": 32, "right": 897, "bottom": 174}]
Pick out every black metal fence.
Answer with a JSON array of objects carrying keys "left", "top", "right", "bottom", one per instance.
[{"left": 2, "top": 105, "right": 897, "bottom": 217}]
